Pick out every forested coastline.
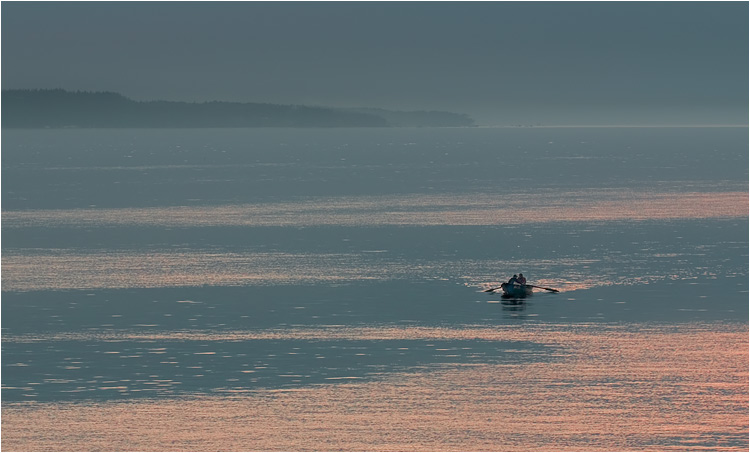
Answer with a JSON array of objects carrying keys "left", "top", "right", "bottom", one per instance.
[{"left": 2, "top": 89, "right": 475, "bottom": 128}]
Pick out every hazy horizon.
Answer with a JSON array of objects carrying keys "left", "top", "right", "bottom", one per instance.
[{"left": 2, "top": 2, "right": 748, "bottom": 126}]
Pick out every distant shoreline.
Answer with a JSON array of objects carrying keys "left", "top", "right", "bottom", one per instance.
[
  {"left": 478, "top": 124, "right": 749, "bottom": 128},
  {"left": 2, "top": 89, "right": 476, "bottom": 129}
]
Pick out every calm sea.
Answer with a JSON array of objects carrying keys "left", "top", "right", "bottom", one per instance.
[{"left": 2, "top": 127, "right": 748, "bottom": 451}]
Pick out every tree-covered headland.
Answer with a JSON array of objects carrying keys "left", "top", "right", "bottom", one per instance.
[{"left": 2, "top": 89, "right": 475, "bottom": 128}]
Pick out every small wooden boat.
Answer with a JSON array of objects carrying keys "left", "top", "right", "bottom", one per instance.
[
  {"left": 483, "top": 282, "right": 558, "bottom": 295},
  {"left": 500, "top": 283, "right": 533, "bottom": 298}
]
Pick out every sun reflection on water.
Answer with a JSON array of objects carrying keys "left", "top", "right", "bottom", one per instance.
[
  {"left": 2, "top": 323, "right": 747, "bottom": 451},
  {"left": 3, "top": 190, "right": 746, "bottom": 229},
  {"left": 2, "top": 249, "right": 741, "bottom": 293}
]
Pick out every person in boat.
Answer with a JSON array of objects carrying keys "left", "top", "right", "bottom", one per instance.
[
  {"left": 507, "top": 274, "right": 518, "bottom": 286},
  {"left": 517, "top": 273, "right": 527, "bottom": 285}
]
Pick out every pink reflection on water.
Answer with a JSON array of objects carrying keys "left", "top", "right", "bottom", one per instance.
[
  {"left": 3, "top": 324, "right": 747, "bottom": 451},
  {"left": 3, "top": 191, "right": 747, "bottom": 228},
  {"left": 0, "top": 251, "right": 391, "bottom": 292}
]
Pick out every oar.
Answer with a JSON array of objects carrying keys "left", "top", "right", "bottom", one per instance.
[
  {"left": 484, "top": 284, "right": 560, "bottom": 293},
  {"left": 526, "top": 284, "right": 560, "bottom": 293}
]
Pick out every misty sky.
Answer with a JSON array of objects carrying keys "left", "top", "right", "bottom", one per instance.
[{"left": 2, "top": 1, "right": 748, "bottom": 125}]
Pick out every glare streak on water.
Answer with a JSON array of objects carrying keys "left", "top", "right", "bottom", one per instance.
[
  {"left": 2, "top": 190, "right": 747, "bottom": 228},
  {"left": 2, "top": 189, "right": 746, "bottom": 293},
  {"left": 2, "top": 248, "right": 743, "bottom": 292},
  {"left": 2, "top": 323, "right": 746, "bottom": 451},
  {"left": 0, "top": 322, "right": 742, "bottom": 344}
]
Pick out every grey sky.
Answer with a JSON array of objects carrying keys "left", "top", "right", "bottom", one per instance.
[{"left": 2, "top": 1, "right": 747, "bottom": 125}]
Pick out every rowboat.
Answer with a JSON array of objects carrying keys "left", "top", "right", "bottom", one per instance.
[
  {"left": 483, "top": 282, "right": 559, "bottom": 296},
  {"left": 500, "top": 283, "right": 533, "bottom": 298}
]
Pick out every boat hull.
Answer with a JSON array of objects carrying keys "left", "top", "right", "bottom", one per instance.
[{"left": 500, "top": 283, "right": 533, "bottom": 298}]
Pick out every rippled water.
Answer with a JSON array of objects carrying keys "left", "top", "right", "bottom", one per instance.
[
  {"left": 2, "top": 127, "right": 747, "bottom": 451},
  {"left": 3, "top": 324, "right": 746, "bottom": 451},
  {"left": 3, "top": 190, "right": 746, "bottom": 229}
]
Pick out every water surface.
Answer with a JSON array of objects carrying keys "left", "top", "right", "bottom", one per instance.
[{"left": 2, "top": 127, "right": 747, "bottom": 451}]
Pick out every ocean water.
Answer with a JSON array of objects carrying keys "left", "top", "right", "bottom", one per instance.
[{"left": 2, "top": 127, "right": 748, "bottom": 451}]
